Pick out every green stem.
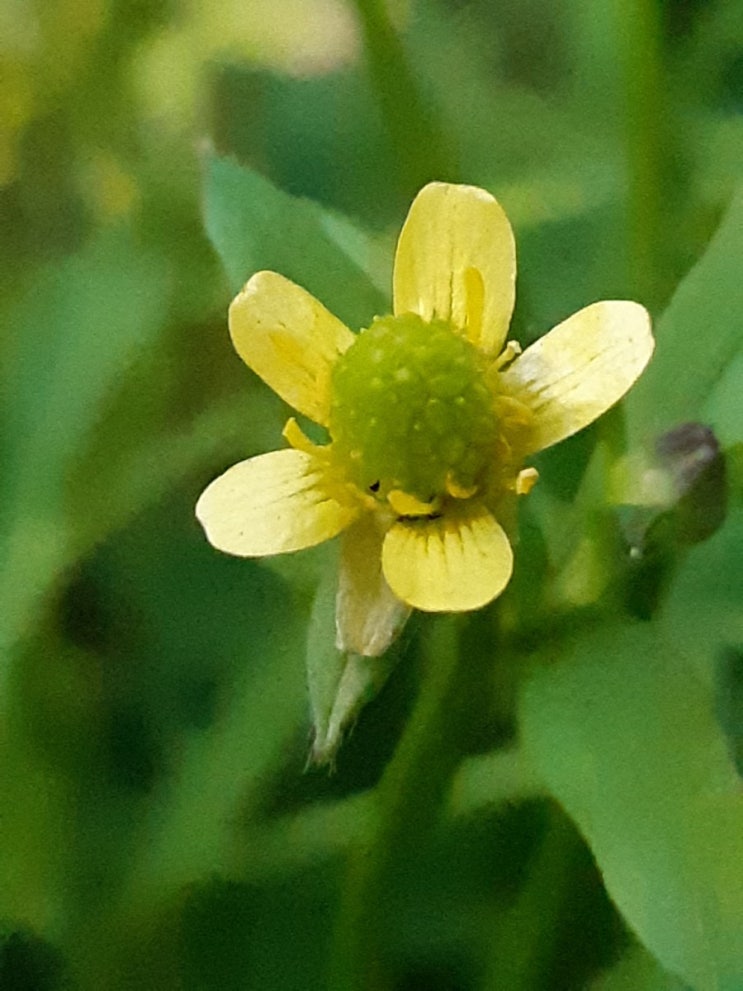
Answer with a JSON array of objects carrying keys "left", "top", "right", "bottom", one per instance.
[
  {"left": 327, "top": 614, "right": 479, "bottom": 990},
  {"left": 215, "top": 747, "right": 544, "bottom": 884},
  {"left": 451, "top": 746, "right": 545, "bottom": 817},
  {"left": 617, "top": 0, "right": 666, "bottom": 306},
  {"left": 349, "top": 0, "right": 457, "bottom": 193},
  {"left": 483, "top": 805, "right": 578, "bottom": 991}
]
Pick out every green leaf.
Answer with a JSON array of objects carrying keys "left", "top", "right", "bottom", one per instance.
[
  {"left": 112, "top": 575, "right": 309, "bottom": 910},
  {"left": 56, "top": 518, "right": 313, "bottom": 986},
  {"left": 68, "top": 387, "right": 283, "bottom": 569},
  {"left": 0, "top": 926, "right": 70, "bottom": 991},
  {"left": 661, "top": 510, "right": 743, "bottom": 684},
  {"left": 179, "top": 867, "right": 340, "bottom": 991},
  {"left": 519, "top": 619, "right": 743, "bottom": 991},
  {"left": 203, "top": 155, "right": 390, "bottom": 330},
  {"left": 661, "top": 510, "right": 743, "bottom": 785},
  {"left": 702, "top": 348, "right": 743, "bottom": 448},
  {"left": 626, "top": 187, "right": 743, "bottom": 445},
  {"left": 0, "top": 228, "right": 169, "bottom": 666},
  {"left": 2, "top": 229, "right": 168, "bottom": 497},
  {"left": 588, "top": 945, "right": 688, "bottom": 991}
]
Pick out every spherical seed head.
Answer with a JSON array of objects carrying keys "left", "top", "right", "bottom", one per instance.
[{"left": 329, "top": 313, "right": 499, "bottom": 502}]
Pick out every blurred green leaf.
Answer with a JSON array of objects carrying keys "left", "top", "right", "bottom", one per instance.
[
  {"left": 661, "top": 511, "right": 743, "bottom": 683},
  {"left": 54, "top": 499, "right": 313, "bottom": 987},
  {"left": 0, "top": 926, "right": 70, "bottom": 991},
  {"left": 350, "top": 0, "right": 457, "bottom": 194},
  {"left": 626, "top": 186, "right": 743, "bottom": 445},
  {"left": 179, "top": 865, "right": 340, "bottom": 991},
  {"left": 69, "top": 387, "right": 283, "bottom": 564},
  {"left": 0, "top": 711, "right": 70, "bottom": 933},
  {"left": 117, "top": 599, "right": 307, "bottom": 890},
  {"left": 519, "top": 619, "right": 743, "bottom": 991},
  {"left": 0, "top": 227, "right": 169, "bottom": 669},
  {"left": 588, "top": 944, "right": 689, "bottom": 991},
  {"left": 661, "top": 509, "right": 743, "bottom": 782},
  {"left": 203, "top": 154, "right": 390, "bottom": 330},
  {"left": 2, "top": 228, "right": 168, "bottom": 498},
  {"left": 702, "top": 347, "right": 743, "bottom": 448}
]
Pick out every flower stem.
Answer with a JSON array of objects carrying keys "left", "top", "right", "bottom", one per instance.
[
  {"left": 617, "top": 0, "right": 666, "bottom": 306},
  {"left": 482, "top": 804, "right": 579, "bottom": 991},
  {"left": 349, "top": 0, "right": 457, "bottom": 195},
  {"left": 327, "top": 613, "right": 477, "bottom": 990}
]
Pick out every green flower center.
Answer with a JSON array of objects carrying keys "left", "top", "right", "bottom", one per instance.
[{"left": 329, "top": 313, "right": 499, "bottom": 503}]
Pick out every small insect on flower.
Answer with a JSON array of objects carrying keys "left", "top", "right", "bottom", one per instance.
[{"left": 196, "top": 182, "right": 654, "bottom": 656}]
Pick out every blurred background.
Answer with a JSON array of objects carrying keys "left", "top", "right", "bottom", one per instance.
[{"left": 1, "top": 0, "right": 742, "bottom": 988}]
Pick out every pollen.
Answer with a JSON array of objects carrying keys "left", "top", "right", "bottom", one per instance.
[{"left": 329, "top": 313, "right": 499, "bottom": 503}]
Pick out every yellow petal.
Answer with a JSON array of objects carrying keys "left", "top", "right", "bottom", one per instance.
[
  {"left": 393, "top": 182, "right": 516, "bottom": 355},
  {"left": 229, "top": 271, "right": 355, "bottom": 426},
  {"left": 336, "top": 515, "right": 411, "bottom": 656},
  {"left": 381, "top": 504, "right": 513, "bottom": 612},
  {"left": 500, "top": 300, "right": 654, "bottom": 454},
  {"left": 196, "top": 448, "right": 358, "bottom": 556}
]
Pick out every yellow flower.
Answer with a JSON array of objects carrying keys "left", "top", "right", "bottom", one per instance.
[{"left": 196, "top": 183, "right": 653, "bottom": 654}]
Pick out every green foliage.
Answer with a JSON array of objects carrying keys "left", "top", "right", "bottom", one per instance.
[
  {"left": 519, "top": 611, "right": 743, "bottom": 991},
  {"left": 0, "top": 228, "right": 169, "bottom": 664},
  {"left": 204, "top": 154, "right": 390, "bottom": 329},
  {"left": 2, "top": 0, "right": 743, "bottom": 988},
  {"left": 588, "top": 945, "right": 688, "bottom": 991},
  {"left": 627, "top": 187, "right": 743, "bottom": 445},
  {"left": 0, "top": 927, "right": 70, "bottom": 991}
]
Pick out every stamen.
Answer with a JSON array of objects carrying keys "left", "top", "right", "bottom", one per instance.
[
  {"left": 445, "top": 473, "right": 478, "bottom": 499},
  {"left": 493, "top": 394, "right": 534, "bottom": 433},
  {"left": 494, "top": 340, "right": 522, "bottom": 371},
  {"left": 283, "top": 417, "right": 322, "bottom": 455},
  {"left": 388, "top": 489, "right": 440, "bottom": 517},
  {"left": 515, "top": 467, "right": 539, "bottom": 495}
]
